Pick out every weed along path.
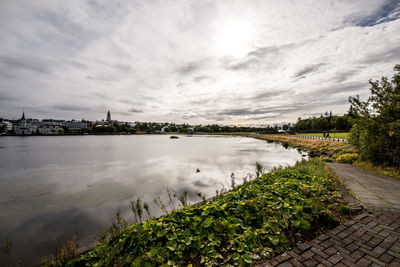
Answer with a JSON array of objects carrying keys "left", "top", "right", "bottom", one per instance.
[
  {"left": 328, "top": 163, "right": 400, "bottom": 211},
  {"left": 262, "top": 163, "right": 400, "bottom": 266}
]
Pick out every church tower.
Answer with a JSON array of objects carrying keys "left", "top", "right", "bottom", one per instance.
[{"left": 106, "top": 110, "right": 111, "bottom": 122}]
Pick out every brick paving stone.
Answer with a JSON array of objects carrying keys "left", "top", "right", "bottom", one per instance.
[
  {"left": 311, "top": 247, "right": 329, "bottom": 258},
  {"left": 275, "top": 252, "right": 291, "bottom": 263},
  {"left": 320, "top": 239, "right": 333, "bottom": 248},
  {"left": 378, "top": 253, "right": 394, "bottom": 263},
  {"left": 316, "top": 234, "right": 330, "bottom": 242},
  {"left": 327, "top": 253, "right": 343, "bottom": 265},
  {"left": 364, "top": 255, "right": 385, "bottom": 266},
  {"left": 302, "top": 259, "right": 317, "bottom": 266},
  {"left": 288, "top": 258, "right": 303, "bottom": 267},
  {"left": 301, "top": 249, "right": 315, "bottom": 260},
  {"left": 356, "top": 258, "right": 371, "bottom": 266},
  {"left": 350, "top": 250, "right": 365, "bottom": 262},
  {"left": 324, "top": 247, "right": 337, "bottom": 256},
  {"left": 388, "top": 258, "right": 400, "bottom": 266},
  {"left": 367, "top": 236, "right": 384, "bottom": 248},
  {"left": 297, "top": 243, "right": 311, "bottom": 252},
  {"left": 341, "top": 258, "right": 357, "bottom": 266},
  {"left": 263, "top": 210, "right": 400, "bottom": 266},
  {"left": 276, "top": 262, "right": 293, "bottom": 267},
  {"left": 333, "top": 245, "right": 351, "bottom": 256},
  {"left": 287, "top": 251, "right": 305, "bottom": 263},
  {"left": 346, "top": 242, "right": 359, "bottom": 253},
  {"left": 312, "top": 254, "right": 326, "bottom": 263},
  {"left": 372, "top": 246, "right": 386, "bottom": 257}
]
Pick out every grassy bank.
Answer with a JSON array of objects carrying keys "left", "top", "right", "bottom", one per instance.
[
  {"left": 246, "top": 133, "right": 349, "bottom": 156},
  {"left": 247, "top": 133, "right": 400, "bottom": 179},
  {"left": 60, "top": 159, "right": 350, "bottom": 266},
  {"left": 295, "top": 132, "right": 350, "bottom": 139}
]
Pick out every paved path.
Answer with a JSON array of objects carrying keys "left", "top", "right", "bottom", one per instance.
[
  {"left": 261, "top": 163, "right": 400, "bottom": 266},
  {"left": 328, "top": 163, "right": 400, "bottom": 211}
]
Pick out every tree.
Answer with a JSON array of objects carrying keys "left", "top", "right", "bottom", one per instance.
[{"left": 349, "top": 64, "right": 400, "bottom": 166}]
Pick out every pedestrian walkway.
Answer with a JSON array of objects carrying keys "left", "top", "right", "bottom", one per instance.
[
  {"left": 260, "top": 163, "right": 400, "bottom": 266},
  {"left": 329, "top": 163, "right": 400, "bottom": 211}
]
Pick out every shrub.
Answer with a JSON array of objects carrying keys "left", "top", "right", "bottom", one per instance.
[
  {"left": 339, "top": 205, "right": 354, "bottom": 215},
  {"left": 320, "top": 157, "right": 332, "bottom": 162},
  {"left": 68, "top": 160, "right": 343, "bottom": 266},
  {"left": 336, "top": 153, "right": 359, "bottom": 164}
]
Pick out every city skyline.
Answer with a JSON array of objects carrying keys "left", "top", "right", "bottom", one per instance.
[{"left": 1, "top": 0, "right": 400, "bottom": 123}]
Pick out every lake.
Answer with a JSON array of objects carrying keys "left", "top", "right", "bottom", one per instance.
[{"left": 0, "top": 135, "right": 306, "bottom": 265}]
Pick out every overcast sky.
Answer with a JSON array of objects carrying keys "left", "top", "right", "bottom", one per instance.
[{"left": 1, "top": 0, "right": 399, "bottom": 124}]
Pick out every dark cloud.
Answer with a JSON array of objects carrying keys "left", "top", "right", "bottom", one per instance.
[
  {"left": 216, "top": 106, "right": 298, "bottom": 116},
  {"left": 330, "top": 70, "right": 360, "bottom": 83},
  {"left": 128, "top": 107, "right": 143, "bottom": 113},
  {"left": 51, "top": 104, "right": 89, "bottom": 111},
  {"left": 294, "top": 63, "right": 325, "bottom": 78},
  {"left": 355, "top": 1, "right": 400, "bottom": 27},
  {"left": 225, "top": 57, "right": 260, "bottom": 71},
  {"left": 0, "top": 92, "right": 17, "bottom": 102},
  {"left": 193, "top": 75, "right": 210, "bottom": 83},
  {"left": 86, "top": 75, "right": 119, "bottom": 82},
  {"left": 0, "top": 55, "right": 51, "bottom": 75},
  {"left": 358, "top": 46, "right": 400, "bottom": 64},
  {"left": 176, "top": 60, "right": 205, "bottom": 75},
  {"left": 248, "top": 89, "right": 290, "bottom": 101},
  {"left": 251, "top": 114, "right": 280, "bottom": 120},
  {"left": 223, "top": 42, "right": 308, "bottom": 71},
  {"left": 64, "top": 60, "right": 88, "bottom": 69},
  {"left": 111, "top": 63, "right": 132, "bottom": 71},
  {"left": 319, "top": 82, "right": 367, "bottom": 95}
]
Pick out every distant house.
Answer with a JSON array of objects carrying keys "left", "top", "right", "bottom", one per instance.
[{"left": 161, "top": 126, "right": 169, "bottom": 133}]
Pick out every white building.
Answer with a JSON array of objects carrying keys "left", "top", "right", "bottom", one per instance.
[{"left": 38, "top": 125, "right": 64, "bottom": 135}]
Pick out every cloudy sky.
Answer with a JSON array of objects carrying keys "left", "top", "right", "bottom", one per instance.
[{"left": 1, "top": 0, "right": 399, "bottom": 124}]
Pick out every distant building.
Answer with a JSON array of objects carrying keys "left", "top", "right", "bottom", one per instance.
[
  {"left": 14, "top": 112, "right": 36, "bottom": 135},
  {"left": 38, "top": 125, "right": 64, "bottom": 135},
  {"left": 161, "top": 126, "right": 168, "bottom": 133},
  {"left": 0, "top": 121, "right": 13, "bottom": 134},
  {"left": 65, "top": 121, "right": 86, "bottom": 134},
  {"left": 106, "top": 110, "right": 112, "bottom": 122}
]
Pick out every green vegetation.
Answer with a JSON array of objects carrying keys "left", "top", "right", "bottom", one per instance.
[
  {"left": 296, "top": 132, "right": 350, "bottom": 139},
  {"left": 335, "top": 153, "right": 359, "bottom": 164},
  {"left": 295, "top": 112, "right": 352, "bottom": 133},
  {"left": 349, "top": 64, "right": 400, "bottom": 167},
  {"left": 65, "top": 159, "right": 347, "bottom": 266}
]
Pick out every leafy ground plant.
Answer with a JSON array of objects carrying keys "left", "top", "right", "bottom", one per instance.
[{"left": 66, "top": 159, "right": 346, "bottom": 266}]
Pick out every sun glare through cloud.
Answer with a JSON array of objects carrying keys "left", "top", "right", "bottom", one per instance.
[{"left": 214, "top": 18, "right": 256, "bottom": 58}]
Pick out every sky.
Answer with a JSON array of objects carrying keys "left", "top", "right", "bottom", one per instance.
[{"left": 1, "top": 0, "right": 400, "bottom": 124}]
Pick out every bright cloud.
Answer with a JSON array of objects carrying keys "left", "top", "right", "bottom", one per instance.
[{"left": 0, "top": 0, "right": 399, "bottom": 124}]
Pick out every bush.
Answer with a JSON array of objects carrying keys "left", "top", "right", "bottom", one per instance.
[
  {"left": 336, "top": 153, "right": 359, "bottom": 164},
  {"left": 320, "top": 157, "right": 332, "bottom": 162},
  {"left": 68, "top": 160, "right": 342, "bottom": 266}
]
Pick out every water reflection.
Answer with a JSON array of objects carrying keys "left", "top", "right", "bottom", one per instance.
[{"left": 0, "top": 135, "right": 304, "bottom": 265}]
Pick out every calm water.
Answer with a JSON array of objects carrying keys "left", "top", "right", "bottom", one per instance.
[{"left": 0, "top": 135, "right": 305, "bottom": 265}]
